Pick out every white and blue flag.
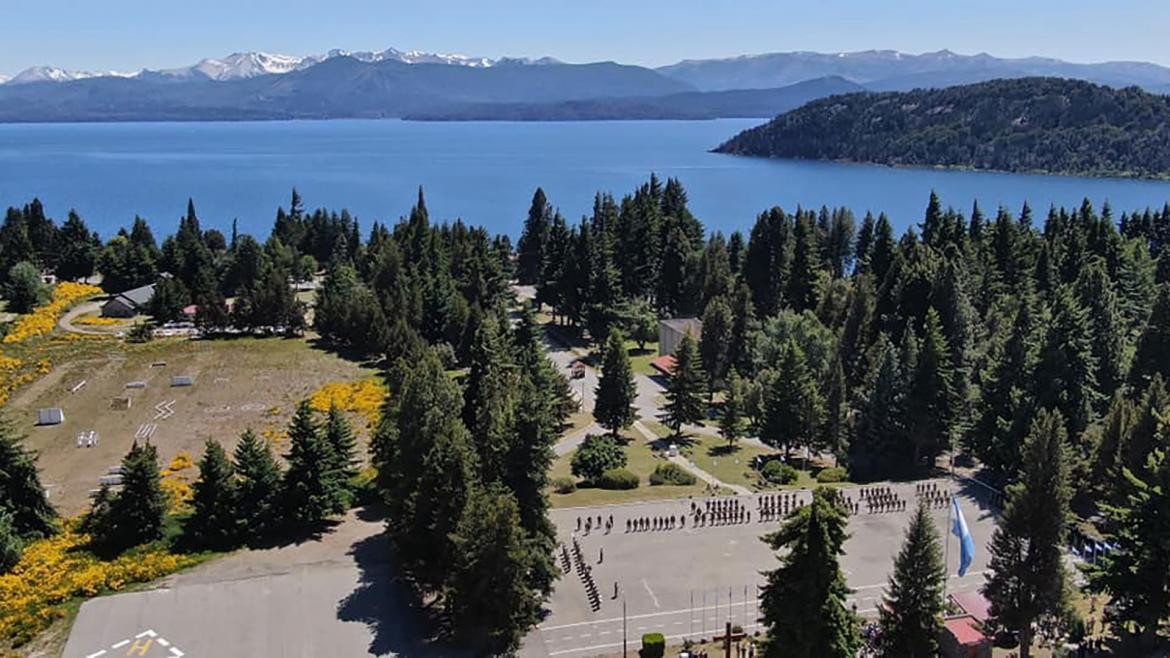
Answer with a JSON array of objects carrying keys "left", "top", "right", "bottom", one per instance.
[{"left": 951, "top": 496, "right": 975, "bottom": 577}]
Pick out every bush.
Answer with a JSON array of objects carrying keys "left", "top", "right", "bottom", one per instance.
[
  {"left": 551, "top": 477, "right": 577, "bottom": 494},
  {"left": 640, "top": 632, "right": 665, "bottom": 658},
  {"left": 598, "top": 468, "right": 639, "bottom": 490},
  {"left": 816, "top": 466, "right": 848, "bottom": 483},
  {"left": 649, "top": 462, "right": 697, "bottom": 486},
  {"left": 762, "top": 460, "right": 798, "bottom": 485},
  {"left": 571, "top": 435, "right": 628, "bottom": 483}
]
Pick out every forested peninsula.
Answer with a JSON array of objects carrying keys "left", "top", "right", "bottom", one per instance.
[{"left": 715, "top": 77, "right": 1170, "bottom": 179}]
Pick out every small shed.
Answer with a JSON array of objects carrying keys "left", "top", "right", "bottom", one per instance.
[
  {"left": 171, "top": 375, "right": 194, "bottom": 387},
  {"left": 101, "top": 283, "right": 156, "bottom": 318},
  {"left": 36, "top": 408, "right": 65, "bottom": 426},
  {"left": 658, "top": 318, "right": 702, "bottom": 357}
]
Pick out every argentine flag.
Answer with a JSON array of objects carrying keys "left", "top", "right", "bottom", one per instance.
[{"left": 951, "top": 496, "right": 976, "bottom": 577}]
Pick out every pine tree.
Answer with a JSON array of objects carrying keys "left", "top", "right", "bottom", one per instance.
[
  {"left": 0, "top": 417, "right": 56, "bottom": 539},
  {"left": 1076, "top": 259, "right": 1127, "bottom": 401},
  {"left": 188, "top": 439, "right": 238, "bottom": 548},
  {"left": 906, "top": 308, "right": 956, "bottom": 468},
  {"left": 446, "top": 485, "right": 545, "bottom": 653},
  {"left": 517, "top": 188, "right": 552, "bottom": 286},
  {"left": 699, "top": 296, "right": 732, "bottom": 392},
  {"left": 820, "top": 358, "right": 849, "bottom": 461},
  {"left": 719, "top": 369, "right": 747, "bottom": 450},
  {"left": 788, "top": 211, "right": 822, "bottom": 312},
  {"left": 96, "top": 441, "right": 167, "bottom": 551},
  {"left": 878, "top": 502, "right": 946, "bottom": 658},
  {"left": 324, "top": 404, "right": 360, "bottom": 487},
  {"left": 851, "top": 336, "right": 909, "bottom": 480},
  {"left": 399, "top": 416, "right": 478, "bottom": 590},
  {"left": 1035, "top": 285, "right": 1100, "bottom": 437},
  {"left": 1086, "top": 444, "right": 1170, "bottom": 652},
  {"left": 1130, "top": 284, "right": 1170, "bottom": 388},
  {"left": 282, "top": 401, "right": 344, "bottom": 527},
  {"left": 762, "top": 339, "right": 822, "bottom": 457},
  {"left": 661, "top": 329, "right": 707, "bottom": 436},
  {"left": 759, "top": 487, "right": 860, "bottom": 658},
  {"left": 972, "top": 297, "right": 1039, "bottom": 476},
  {"left": 233, "top": 429, "right": 282, "bottom": 538},
  {"left": 594, "top": 328, "right": 638, "bottom": 435},
  {"left": 983, "top": 409, "right": 1073, "bottom": 658}
]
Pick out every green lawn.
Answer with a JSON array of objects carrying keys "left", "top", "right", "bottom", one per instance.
[
  {"left": 548, "top": 429, "right": 710, "bottom": 507},
  {"left": 680, "top": 433, "right": 778, "bottom": 490}
]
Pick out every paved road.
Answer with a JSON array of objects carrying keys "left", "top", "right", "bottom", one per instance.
[
  {"left": 530, "top": 477, "right": 997, "bottom": 658},
  {"left": 62, "top": 509, "right": 466, "bottom": 658}
]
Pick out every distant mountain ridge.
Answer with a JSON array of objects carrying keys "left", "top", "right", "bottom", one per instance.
[
  {"left": 2, "top": 47, "right": 1170, "bottom": 123},
  {"left": 405, "top": 76, "right": 864, "bottom": 121},
  {"left": 714, "top": 77, "right": 1170, "bottom": 179},
  {"left": 2, "top": 46, "right": 538, "bottom": 85},
  {"left": 656, "top": 49, "right": 1170, "bottom": 92}
]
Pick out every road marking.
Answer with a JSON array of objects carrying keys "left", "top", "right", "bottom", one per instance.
[
  {"left": 112, "top": 640, "right": 130, "bottom": 648},
  {"left": 642, "top": 579, "right": 660, "bottom": 608},
  {"left": 156, "top": 638, "right": 170, "bottom": 647},
  {"left": 170, "top": 649, "right": 184, "bottom": 657},
  {"left": 85, "top": 651, "right": 106, "bottom": 658},
  {"left": 134, "top": 630, "right": 156, "bottom": 639}
]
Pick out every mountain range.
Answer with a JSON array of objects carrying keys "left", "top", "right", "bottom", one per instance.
[{"left": 1, "top": 47, "right": 1169, "bottom": 122}]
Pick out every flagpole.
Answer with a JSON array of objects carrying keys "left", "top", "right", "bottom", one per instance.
[{"left": 943, "top": 496, "right": 952, "bottom": 607}]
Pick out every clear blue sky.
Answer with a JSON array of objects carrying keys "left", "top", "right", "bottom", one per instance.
[{"left": 3, "top": 0, "right": 1169, "bottom": 74}]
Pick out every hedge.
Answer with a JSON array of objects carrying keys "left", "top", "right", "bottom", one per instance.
[
  {"left": 649, "top": 462, "right": 697, "bottom": 486},
  {"left": 762, "top": 460, "right": 798, "bottom": 485},
  {"left": 640, "top": 632, "right": 665, "bottom": 658},
  {"left": 598, "top": 468, "right": 639, "bottom": 490}
]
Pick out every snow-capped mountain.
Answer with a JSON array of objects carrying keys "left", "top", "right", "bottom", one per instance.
[
  {"left": 5, "top": 66, "right": 135, "bottom": 85},
  {"left": 1, "top": 46, "right": 531, "bottom": 85}
]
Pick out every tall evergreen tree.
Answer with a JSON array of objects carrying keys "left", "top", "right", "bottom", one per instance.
[
  {"left": 282, "top": 401, "right": 345, "bottom": 527},
  {"left": 0, "top": 417, "right": 56, "bottom": 539},
  {"left": 719, "top": 369, "right": 748, "bottom": 449},
  {"left": 1035, "top": 286, "right": 1100, "bottom": 438},
  {"left": 233, "top": 429, "right": 282, "bottom": 538},
  {"left": 983, "top": 409, "right": 1073, "bottom": 658},
  {"left": 95, "top": 441, "right": 166, "bottom": 551},
  {"left": 517, "top": 188, "right": 552, "bottom": 286},
  {"left": 0, "top": 508, "right": 22, "bottom": 573},
  {"left": 594, "top": 328, "right": 638, "bottom": 435},
  {"left": 661, "top": 329, "right": 707, "bottom": 435},
  {"left": 759, "top": 487, "right": 860, "bottom": 658},
  {"left": 851, "top": 335, "right": 910, "bottom": 480},
  {"left": 906, "top": 308, "right": 956, "bottom": 468},
  {"left": 1076, "top": 259, "right": 1127, "bottom": 401},
  {"left": 788, "top": 210, "right": 822, "bottom": 312},
  {"left": 446, "top": 485, "right": 545, "bottom": 653},
  {"left": 1086, "top": 443, "right": 1170, "bottom": 652},
  {"left": 324, "top": 404, "right": 359, "bottom": 486},
  {"left": 699, "top": 296, "right": 733, "bottom": 392},
  {"left": 762, "top": 339, "right": 822, "bottom": 457},
  {"left": 878, "top": 502, "right": 946, "bottom": 658},
  {"left": 188, "top": 439, "right": 238, "bottom": 548},
  {"left": 1130, "top": 284, "right": 1170, "bottom": 388}
]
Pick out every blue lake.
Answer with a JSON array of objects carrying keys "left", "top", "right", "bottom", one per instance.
[{"left": 2, "top": 118, "right": 1170, "bottom": 239}]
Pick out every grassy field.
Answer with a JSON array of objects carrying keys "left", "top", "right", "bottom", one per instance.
[
  {"left": 680, "top": 433, "right": 777, "bottom": 490},
  {"left": 10, "top": 336, "right": 378, "bottom": 515},
  {"left": 548, "top": 430, "right": 710, "bottom": 508}
]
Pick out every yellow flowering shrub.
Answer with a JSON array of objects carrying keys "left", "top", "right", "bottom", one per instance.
[
  {"left": 159, "top": 451, "right": 194, "bottom": 515},
  {"left": 73, "top": 316, "right": 120, "bottom": 326},
  {"left": 2, "top": 281, "right": 102, "bottom": 344},
  {"left": 0, "top": 521, "right": 196, "bottom": 646},
  {"left": 308, "top": 378, "right": 387, "bottom": 428}
]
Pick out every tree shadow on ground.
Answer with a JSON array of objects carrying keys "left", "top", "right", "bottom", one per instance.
[
  {"left": 336, "top": 527, "right": 464, "bottom": 657},
  {"left": 306, "top": 336, "right": 386, "bottom": 370},
  {"left": 707, "top": 443, "right": 741, "bottom": 457}
]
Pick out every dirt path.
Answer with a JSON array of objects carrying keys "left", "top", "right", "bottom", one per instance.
[{"left": 57, "top": 300, "right": 110, "bottom": 335}]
